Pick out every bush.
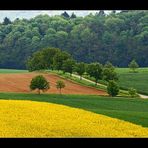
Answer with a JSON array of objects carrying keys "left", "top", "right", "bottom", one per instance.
[
  {"left": 107, "top": 80, "right": 119, "bottom": 97},
  {"left": 30, "top": 75, "right": 50, "bottom": 94},
  {"left": 128, "top": 59, "right": 139, "bottom": 73},
  {"left": 128, "top": 88, "right": 138, "bottom": 97}
]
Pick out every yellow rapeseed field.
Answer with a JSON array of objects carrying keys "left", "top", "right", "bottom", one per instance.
[{"left": 0, "top": 99, "right": 148, "bottom": 137}]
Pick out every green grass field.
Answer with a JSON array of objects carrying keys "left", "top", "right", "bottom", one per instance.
[
  {"left": 71, "top": 67, "right": 148, "bottom": 96},
  {"left": 0, "top": 69, "right": 28, "bottom": 73},
  {"left": 0, "top": 92, "right": 147, "bottom": 127},
  {"left": 116, "top": 68, "right": 148, "bottom": 95}
]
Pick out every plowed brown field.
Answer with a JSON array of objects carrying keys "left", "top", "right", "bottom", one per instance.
[{"left": 0, "top": 73, "right": 107, "bottom": 95}]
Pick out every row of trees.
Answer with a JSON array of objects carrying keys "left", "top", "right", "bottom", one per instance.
[
  {"left": 27, "top": 47, "right": 119, "bottom": 83},
  {"left": 0, "top": 10, "right": 148, "bottom": 69}
]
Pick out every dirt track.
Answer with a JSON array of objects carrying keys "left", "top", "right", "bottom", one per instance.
[{"left": 0, "top": 73, "right": 107, "bottom": 95}]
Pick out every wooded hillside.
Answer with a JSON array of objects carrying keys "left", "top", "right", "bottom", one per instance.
[{"left": 0, "top": 10, "right": 147, "bottom": 69}]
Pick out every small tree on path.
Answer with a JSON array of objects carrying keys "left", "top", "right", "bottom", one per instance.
[
  {"left": 86, "top": 63, "right": 103, "bottom": 85},
  {"left": 75, "top": 62, "right": 86, "bottom": 80}
]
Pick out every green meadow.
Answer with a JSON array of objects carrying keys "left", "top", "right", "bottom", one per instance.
[
  {"left": 116, "top": 68, "right": 148, "bottom": 95},
  {"left": 0, "top": 69, "right": 28, "bottom": 74}
]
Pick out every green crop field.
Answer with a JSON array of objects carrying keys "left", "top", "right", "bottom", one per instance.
[
  {"left": 0, "top": 92, "right": 147, "bottom": 127},
  {"left": 116, "top": 68, "right": 148, "bottom": 95},
  {"left": 0, "top": 69, "right": 28, "bottom": 74}
]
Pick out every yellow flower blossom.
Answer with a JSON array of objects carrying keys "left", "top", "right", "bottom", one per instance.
[{"left": 0, "top": 100, "right": 147, "bottom": 137}]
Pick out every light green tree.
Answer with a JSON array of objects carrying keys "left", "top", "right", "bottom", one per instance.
[
  {"left": 56, "top": 80, "right": 65, "bottom": 94},
  {"left": 128, "top": 59, "right": 139, "bottom": 72}
]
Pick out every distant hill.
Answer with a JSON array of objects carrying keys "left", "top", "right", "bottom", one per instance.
[{"left": 0, "top": 10, "right": 147, "bottom": 69}]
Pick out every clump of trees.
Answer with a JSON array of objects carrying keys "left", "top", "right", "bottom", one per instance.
[
  {"left": 53, "top": 51, "right": 71, "bottom": 71},
  {"left": 27, "top": 47, "right": 72, "bottom": 72},
  {"left": 62, "top": 59, "right": 76, "bottom": 76},
  {"left": 86, "top": 63, "right": 103, "bottom": 85},
  {"left": 102, "top": 62, "right": 118, "bottom": 82},
  {"left": 30, "top": 75, "right": 50, "bottom": 94}
]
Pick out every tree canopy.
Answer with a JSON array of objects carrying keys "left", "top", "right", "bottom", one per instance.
[
  {"left": 30, "top": 75, "right": 50, "bottom": 94},
  {"left": 0, "top": 10, "right": 148, "bottom": 69}
]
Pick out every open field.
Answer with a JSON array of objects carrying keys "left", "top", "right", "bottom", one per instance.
[
  {"left": 0, "top": 69, "right": 28, "bottom": 74},
  {"left": 116, "top": 68, "right": 148, "bottom": 95},
  {"left": 73, "top": 67, "right": 148, "bottom": 96},
  {"left": 0, "top": 93, "right": 148, "bottom": 127},
  {"left": 0, "top": 99, "right": 147, "bottom": 137},
  {"left": 0, "top": 73, "right": 107, "bottom": 95}
]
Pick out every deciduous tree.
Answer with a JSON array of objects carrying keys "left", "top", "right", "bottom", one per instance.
[
  {"left": 56, "top": 80, "right": 65, "bottom": 94},
  {"left": 30, "top": 75, "right": 50, "bottom": 94}
]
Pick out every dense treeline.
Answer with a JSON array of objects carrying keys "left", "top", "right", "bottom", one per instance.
[
  {"left": 27, "top": 47, "right": 118, "bottom": 85},
  {"left": 0, "top": 10, "right": 148, "bottom": 69}
]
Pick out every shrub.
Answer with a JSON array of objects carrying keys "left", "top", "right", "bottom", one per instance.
[
  {"left": 128, "top": 59, "right": 139, "bottom": 73},
  {"left": 128, "top": 88, "right": 138, "bottom": 97},
  {"left": 30, "top": 75, "right": 50, "bottom": 94},
  {"left": 107, "top": 80, "right": 119, "bottom": 97}
]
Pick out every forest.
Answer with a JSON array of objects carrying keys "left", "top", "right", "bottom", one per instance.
[{"left": 0, "top": 10, "right": 147, "bottom": 69}]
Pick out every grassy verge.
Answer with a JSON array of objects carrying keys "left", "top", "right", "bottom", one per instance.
[
  {"left": 0, "top": 69, "right": 28, "bottom": 74},
  {"left": 49, "top": 70, "right": 130, "bottom": 97},
  {"left": 50, "top": 70, "right": 107, "bottom": 91},
  {"left": 0, "top": 92, "right": 147, "bottom": 127}
]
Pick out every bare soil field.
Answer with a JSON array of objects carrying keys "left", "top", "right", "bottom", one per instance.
[{"left": 0, "top": 73, "right": 107, "bottom": 95}]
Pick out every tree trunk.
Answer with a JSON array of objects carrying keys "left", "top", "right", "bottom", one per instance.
[
  {"left": 38, "top": 89, "right": 40, "bottom": 95},
  {"left": 95, "top": 80, "right": 98, "bottom": 86},
  {"left": 60, "top": 89, "right": 61, "bottom": 95}
]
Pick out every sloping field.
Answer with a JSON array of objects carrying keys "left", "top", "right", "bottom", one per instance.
[
  {"left": 116, "top": 68, "right": 148, "bottom": 95},
  {"left": 0, "top": 100, "right": 148, "bottom": 137},
  {"left": 0, "top": 73, "right": 106, "bottom": 95}
]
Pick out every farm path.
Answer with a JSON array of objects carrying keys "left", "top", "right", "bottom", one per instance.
[
  {"left": 139, "top": 94, "right": 148, "bottom": 99},
  {"left": 72, "top": 74, "right": 106, "bottom": 87},
  {"left": 72, "top": 74, "right": 148, "bottom": 99}
]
